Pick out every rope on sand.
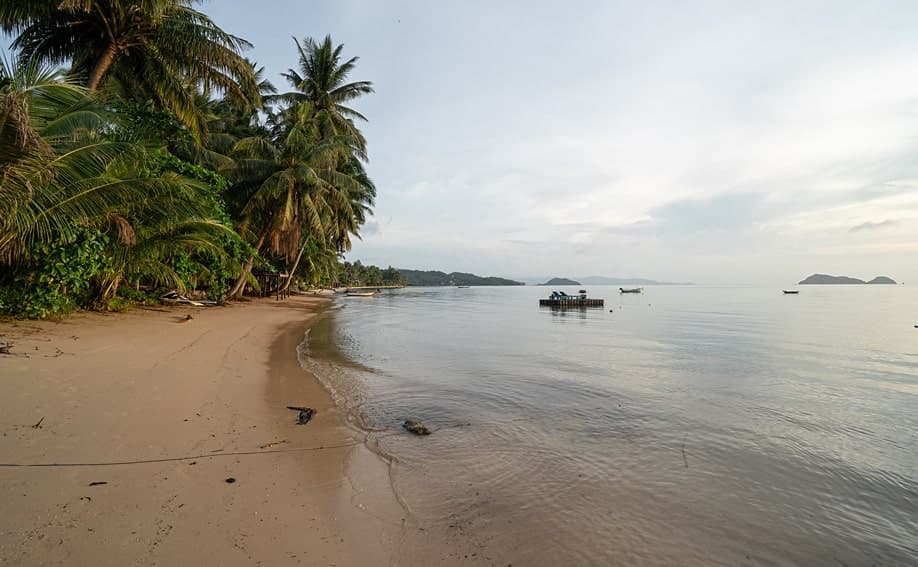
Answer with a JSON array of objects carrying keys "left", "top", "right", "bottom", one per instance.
[
  {"left": 0, "top": 424, "right": 470, "bottom": 468},
  {"left": 0, "top": 440, "right": 367, "bottom": 468}
]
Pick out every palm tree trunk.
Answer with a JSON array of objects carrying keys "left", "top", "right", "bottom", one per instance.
[
  {"left": 228, "top": 232, "right": 266, "bottom": 299},
  {"left": 283, "top": 240, "right": 309, "bottom": 292},
  {"left": 87, "top": 42, "right": 118, "bottom": 91},
  {"left": 91, "top": 273, "right": 121, "bottom": 310},
  {"left": 229, "top": 256, "right": 255, "bottom": 298},
  {"left": 104, "top": 274, "right": 122, "bottom": 302}
]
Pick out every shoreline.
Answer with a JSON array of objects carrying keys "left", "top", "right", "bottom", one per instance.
[{"left": 0, "top": 297, "right": 406, "bottom": 565}]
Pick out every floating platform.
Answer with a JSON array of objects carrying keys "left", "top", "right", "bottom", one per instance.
[{"left": 539, "top": 298, "right": 604, "bottom": 307}]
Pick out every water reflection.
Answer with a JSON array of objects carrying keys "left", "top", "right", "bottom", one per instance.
[{"left": 542, "top": 305, "right": 601, "bottom": 320}]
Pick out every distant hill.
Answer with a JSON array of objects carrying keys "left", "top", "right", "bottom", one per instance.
[
  {"left": 799, "top": 274, "right": 865, "bottom": 284},
  {"left": 799, "top": 273, "right": 897, "bottom": 285},
  {"left": 539, "top": 277, "right": 581, "bottom": 286},
  {"left": 398, "top": 269, "right": 524, "bottom": 287}
]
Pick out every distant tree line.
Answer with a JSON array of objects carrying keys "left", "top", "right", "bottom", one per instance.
[
  {"left": 289, "top": 264, "right": 526, "bottom": 289},
  {"left": 398, "top": 270, "right": 523, "bottom": 286},
  {"left": 333, "top": 261, "right": 405, "bottom": 287}
]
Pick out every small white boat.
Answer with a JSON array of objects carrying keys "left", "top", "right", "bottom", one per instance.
[{"left": 346, "top": 291, "right": 378, "bottom": 297}]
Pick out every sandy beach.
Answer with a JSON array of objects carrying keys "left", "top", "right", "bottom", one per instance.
[{"left": 0, "top": 297, "right": 406, "bottom": 566}]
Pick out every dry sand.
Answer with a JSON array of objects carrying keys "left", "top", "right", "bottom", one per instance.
[{"left": 0, "top": 297, "right": 408, "bottom": 566}]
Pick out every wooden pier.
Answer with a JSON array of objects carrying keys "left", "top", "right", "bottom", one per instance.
[{"left": 539, "top": 298, "right": 604, "bottom": 307}]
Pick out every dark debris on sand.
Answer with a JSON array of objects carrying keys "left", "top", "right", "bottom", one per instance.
[{"left": 286, "top": 406, "right": 315, "bottom": 425}]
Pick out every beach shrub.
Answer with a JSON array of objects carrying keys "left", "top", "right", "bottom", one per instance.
[
  {"left": 105, "top": 296, "right": 132, "bottom": 312},
  {"left": 115, "top": 285, "right": 158, "bottom": 306},
  {"left": 0, "top": 230, "right": 111, "bottom": 318}
]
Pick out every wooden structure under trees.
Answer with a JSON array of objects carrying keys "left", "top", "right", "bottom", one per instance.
[{"left": 253, "top": 271, "right": 290, "bottom": 300}]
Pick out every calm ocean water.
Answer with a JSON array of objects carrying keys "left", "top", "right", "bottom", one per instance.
[{"left": 303, "top": 285, "right": 918, "bottom": 566}]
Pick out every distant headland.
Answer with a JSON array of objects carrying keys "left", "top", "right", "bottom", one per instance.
[
  {"left": 398, "top": 269, "right": 524, "bottom": 286},
  {"left": 798, "top": 274, "right": 897, "bottom": 285}
]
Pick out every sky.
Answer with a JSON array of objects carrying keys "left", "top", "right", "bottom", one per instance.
[{"left": 16, "top": 1, "right": 918, "bottom": 284}]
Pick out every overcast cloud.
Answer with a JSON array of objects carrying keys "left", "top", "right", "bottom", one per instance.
[{"left": 198, "top": 2, "right": 918, "bottom": 282}]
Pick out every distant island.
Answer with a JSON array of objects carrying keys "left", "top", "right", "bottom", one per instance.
[
  {"left": 798, "top": 274, "right": 898, "bottom": 285},
  {"left": 398, "top": 269, "right": 524, "bottom": 287},
  {"left": 539, "top": 277, "right": 581, "bottom": 286}
]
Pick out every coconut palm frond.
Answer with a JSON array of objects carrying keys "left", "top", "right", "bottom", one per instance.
[{"left": 3, "top": 0, "right": 259, "bottom": 137}]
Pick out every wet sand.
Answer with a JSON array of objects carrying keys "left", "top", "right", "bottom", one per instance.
[{"left": 0, "top": 297, "right": 406, "bottom": 566}]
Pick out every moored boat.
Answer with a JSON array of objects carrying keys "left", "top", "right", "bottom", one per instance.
[
  {"left": 540, "top": 290, "right": 604, "bottom": 307},
  {"left": 619, "top": 287, "right": 643, "bottom": 294},
  {"left": 783, "top": 290, "right": 799, "bottom": 294}
]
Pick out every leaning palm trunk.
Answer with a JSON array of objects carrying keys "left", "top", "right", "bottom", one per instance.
[
  {"left": 282, "top": 239, "right": 309, "bottom": 292},
  {"left": 228, "top": 232, "right": 266, "bottom": 298},
  {"left": 228, "top": 256, "right": 255, "bottom": 298}
]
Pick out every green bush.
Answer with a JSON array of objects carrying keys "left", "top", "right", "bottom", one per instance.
[
  {"left": 115, "top": 285, "right": 158, "bottom": 305},
  {"left": 0, "top": 230, "right": 111, "bottom": 319}
]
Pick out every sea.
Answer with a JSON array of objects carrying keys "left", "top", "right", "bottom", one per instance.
[{"left": 301, "top": 285, "right": 918, "bottom": 566}]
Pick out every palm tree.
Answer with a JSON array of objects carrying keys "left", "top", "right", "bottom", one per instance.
[
  {"left": 216, "top": 37, "right": 374, "bottom": 296},
  {"left": 1, "top": 0, "right": 259, "bottom": 137},
  {"left": 252, "top": 35, "right": 376, "bottom": 291},
  {"left": 276, "top": 35, "right": 373, "bottom": 153},
  {"left": 224, "top": 104, "right": 372, "bottom": 296}
]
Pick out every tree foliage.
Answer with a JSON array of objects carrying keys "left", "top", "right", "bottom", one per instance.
[
  {"left": 0, "top": 0, "right": 260, "bottom": 138},
  {"left": 0, "top": 55, "right": 242, "bottom": 315},
  {"left": 0, "top": 16, "right": 380, "bottom": 317}
]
